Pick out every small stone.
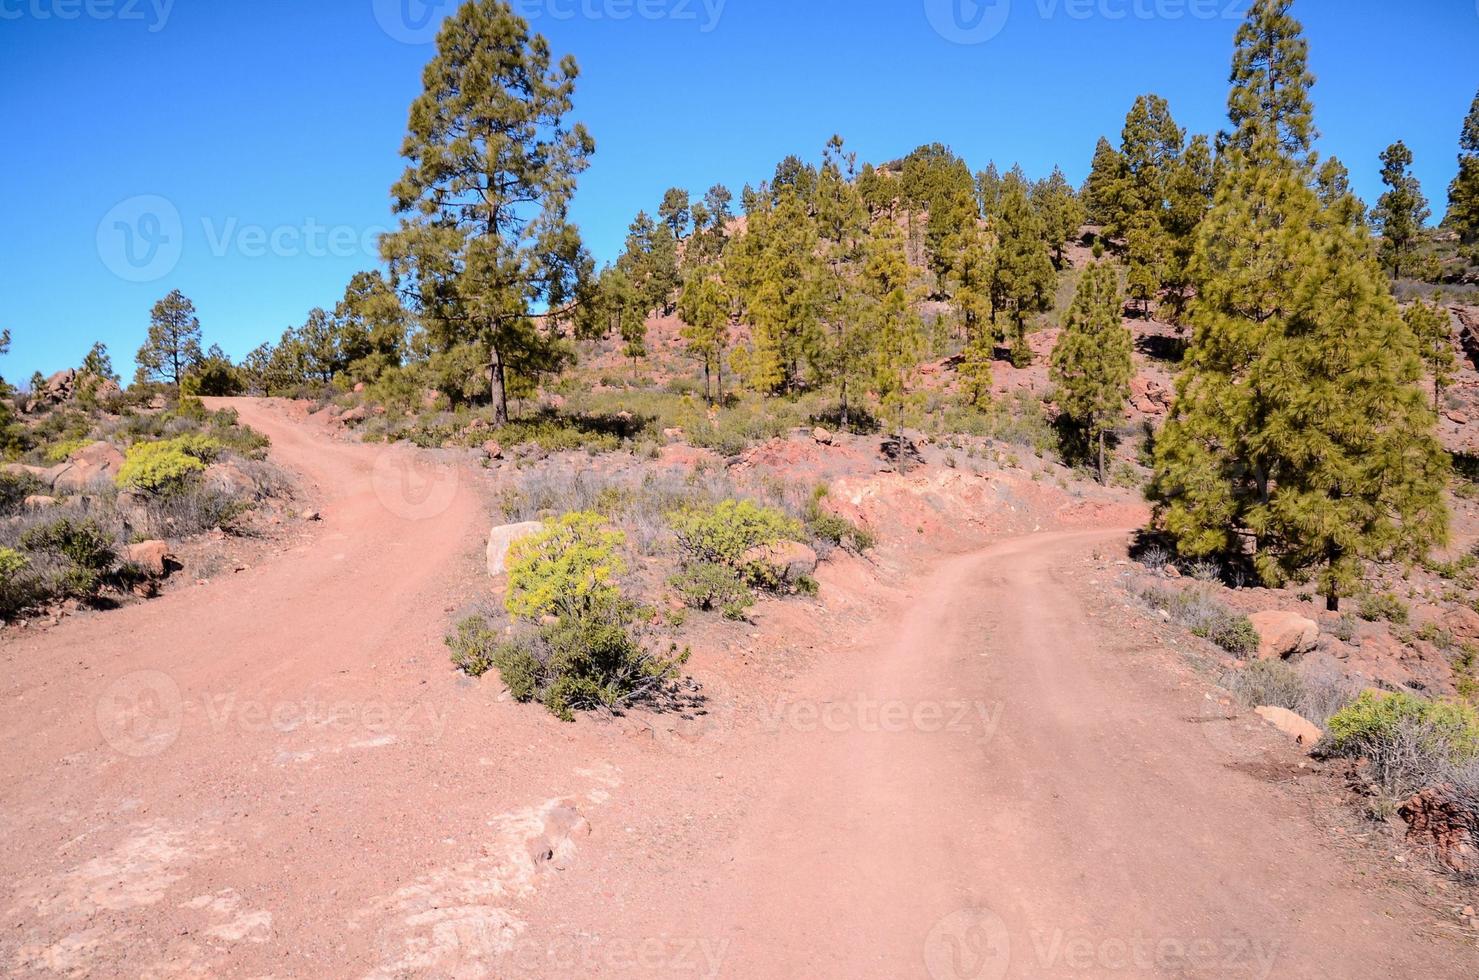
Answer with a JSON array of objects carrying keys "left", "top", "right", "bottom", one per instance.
[{"left": 301, "top": 509, "right": 322, "bottom": 522}]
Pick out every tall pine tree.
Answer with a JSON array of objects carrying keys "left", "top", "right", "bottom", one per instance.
[
  {"left": 1050, "top": 263, "right": 1132, "bottom": 483},
  {"left": 1153, "top": 0, "right": 1447, "bottom": 610},
  {"left": 380, "top": 0, "right": 594, "bottom": 424},
  {"left": 1372, "top": 141, "right": 1430, "bottom": 279}
]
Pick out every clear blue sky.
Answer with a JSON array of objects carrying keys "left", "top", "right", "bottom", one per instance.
[{"left": 2, "top": 0, "right": 1476, "bottom": 382}]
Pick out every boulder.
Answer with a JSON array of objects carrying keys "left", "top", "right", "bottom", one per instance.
[
  {"left": 1248, "top": 610, "right": 1319, "bottom": 661},
  {"left": 1400, "top": 787, "right": 1479, "bottom": 874},
  {"left": 204, "top": 460, "right": 257, "bottom": 498},
  {"left": 813, "top": 427, "right": 834, "bottom": 446},
  {"left": 337, "top": 405, "right": 369, "bottom": 425},
  {"left": 740, "top": 540, "right": 819, "bottom": 585},
  {"left": 1440, "top": 605, "right": 1479, "bottom": 642},
  {"left": 1254, "top": 706, "right": 1323, "bottom": 746},
  {"left": 51, "top": 442, "right": 126, "bottom": 493},
  {"left": 2, "top": 463, "right": 64, "bottom": 488},
  {"left": 482, "top": 440, "right": 504, "bottom": 460},
  {"left": 126, "top": 540, "right": 181, "bottom": 578},
  {"left": 487, "top": 521, "right": 544, "bottom": 577},
  {"left": 22, "top": 495, "right": 58, "bottom": 511}
]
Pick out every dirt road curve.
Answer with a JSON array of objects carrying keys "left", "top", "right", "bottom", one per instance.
[{"left": 1, "top": 399, "right": 1473, "bottom": 978}]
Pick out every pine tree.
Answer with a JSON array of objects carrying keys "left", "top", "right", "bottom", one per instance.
[
  {"left": 1125, "top": 217, "right": 1166, "bottom": 317},
  {"left": 658, "top": 187, "right": 692, "bottom": 241},
  {"left": 726, "top": 192, "right": 822, "bottom": 393},
  {"left": 1314, "top": 156, "right": 1367, "bottom": 230},
  {"left": 864, "top": 218, "right": 925, "bottom": 458},
  {"left": 990, "top": 169, "right": 1055, "bottom": 365},
  {"left": 676, "top": 271, "right": 731, "bottom": 404},
  {"left": 951, "top": 216, "right": 996, "bottom": 407},
  {"left": 1083, "top": 137, "right": 1130, "bottom": 237},
  {"left": 335, "top": 270, "right": 410, "bottom": 383},
  {"left": 1032, "top": 166, "right": 1086, "bottom": 267},
  {"left": 1445, "top": 88, "right": 1479, "bottom": 245},
  {"left": 1162, "top": 134, "right": 1214, "bottom": 320},
  {"left": 379, "top": 0, "right": 594, "bottom": 424},
  {"left": 1221, "top": 0, "right": 1317, "bottom": 165},
  {"left": 1373, "top": 141, "right": 1430, "bottom": 279},
  {"left": 136, "top": 289, "right": 203, "bottom": 390},
  {"left": 1405, "top": 299, "right": 1456, "bottom": 411},
  {"left": 617, "top": 211, "right": 680, "bottom": 316},
  {"left": 813, "top": 136, "right": 872, "bottom": 427},
  {"left": 1153, "top": 1, "right": 1447, "bottom": 611},
  {"left": 1120, "top": 94, "right": 1184, "bottom": 218},
  {"left": 1050, "top": 263, "right": 1133, "bottom": 483}
]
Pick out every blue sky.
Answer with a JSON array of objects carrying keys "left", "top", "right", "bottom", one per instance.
[{"left": 2, "top": 0, "right": 1476, "bottom": 382}]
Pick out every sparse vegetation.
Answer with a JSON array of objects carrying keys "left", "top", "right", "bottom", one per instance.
[
  {"left": 1324, "top": 691, "right": 1479, "bottom": 803},
  {"left": 451, "top": 513, "right": 690, "bottom": 721},
  {"left": 1138, "top": 585, "right": 1259, "bottom": 656}
]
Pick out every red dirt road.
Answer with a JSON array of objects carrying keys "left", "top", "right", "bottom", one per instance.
[{"left": 1, "top": 400, "right": 1474, "bottom": 978}]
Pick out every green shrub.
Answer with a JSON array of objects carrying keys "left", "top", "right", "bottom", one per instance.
[
  {"left": 671, "top": 561, "right": 754, "bottom": 620},
  {"left": 43, "top": 437, "right": 92, "bottom": 464},
  {"left": 1357, "top": 591, "right": 1410, "bottom": 625},
  {"left": 116, "top": 440, "right": 208, "bottom": 493},
  {"left": 0, "top": 471, "right": 41, "bottom": 516},
  {"left": 1326, "top": 691, "right": 1479, "bottom": 764},
  {"left": 445, "top": 616, "right": 499, "bottom": 677},
  {"left": 1205, "top": 615, "right": 1260, "bottom": 656},
  {"left": 803, "top": 487, "right": 873, "bottom": 553},
  {"left": 506, "top": 512, "right": 628, "bottom": 621},
  {"left": 495, "top": 514, "right": 688, "bottom": 720},
  {"left": 19, "top": 517, "right": 117, "bottom": 600},
  {"left": 0, "top": 547, "right": 38, "bottom": 620},
  {"left": 669, "top": 499, "right": 801, "bottom": 568}
]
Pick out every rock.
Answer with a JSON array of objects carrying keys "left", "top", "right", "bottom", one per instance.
[
  {"left": 353, "top": 382, "right": 366, "bottom": 393},
  {"left": 147, "top": 394, "right": 168, "bottom": 411},
  {"left": 1254, "top": 706, "right": 1323, "bottom": 746},
  {"left": 51, "top": 441, "right": 126, "bottom": 493},
  {"left": 487, "top": 521, "right": 544, "bottom": 577},
  {"left": 337, "top": 405, "right": 369, "bottom": 425},
  {"left": 662, "top": 427, "right": 684, "bottom": 442},
  {"left": 1400, "top": 787, "right": 1479, "bottom": 874},
  {"left": 740, "top": 540, "right": 818, "bottom": 585},
  {"left": 301, "top": 509, "right": 322, "bottom": 522},
  {"left": 204, "top": 460, "right": 257, "bottom": 498},
  {"left": 3, "top": 462, "right": 66, "bottom": 488},
  {"left": 813, "top": 426, "right": 834, "bottom": 446},
  {"left": 23, "top": 495, "right": 58, "bottom": 511},
  {"left": 1441, "top": 605, "right": 1479, "bottom": 642},
  {"left": 126, "top": 540, "right": 181, "bottom": 578},
  {"left": 482, "top": 440, "right": 504, "bottom": 460},
  {"left": 1162, "top": 565, "right": 1181, "bottom": 579},
  {"left": 1248, "top": 610, "right": 1319, "bottom": 661},
  {"left": 1447, "top": 410, "right": 1469, "bottom": 425}
]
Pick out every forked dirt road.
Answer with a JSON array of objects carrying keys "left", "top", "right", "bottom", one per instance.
[{"left": 1, "top": 399, "right": 1474, "bottom": 978}]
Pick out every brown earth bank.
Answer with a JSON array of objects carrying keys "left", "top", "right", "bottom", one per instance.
[{"left": 0, "top": 398, "right": 1475, "bottom": 978}]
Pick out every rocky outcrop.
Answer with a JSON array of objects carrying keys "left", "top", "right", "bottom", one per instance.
[
  {"left": 1254, "top": 706, "right": 1323, "bottom": 746},
  {"left": 1248, "top": 610, "right": 1319, "bottom": 661},
  {"left": 50, "top": 442, "right": 125, "bottom": 493},
  {"left": 1400, "top": 786, "right": 1479, "bottom": 874},
  {"left": 487, "top": 521, "right": 544, "bottom": 577}
]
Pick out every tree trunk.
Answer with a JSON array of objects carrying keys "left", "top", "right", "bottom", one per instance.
[
  {"left": 491, "top": 346, "right": 509, "bottom": 426},
  {"left": 840, "top": 377, "right": 850, "bottom": 430},
  {"left": 1326, "top": 593, "right": 1340, "bottom": 613},
  {"left": 704, "top": 360, "right": 712, "bottom": 406},
  {"left": 1097, "top": 428, "right": 1106, "bottom": 486}
]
